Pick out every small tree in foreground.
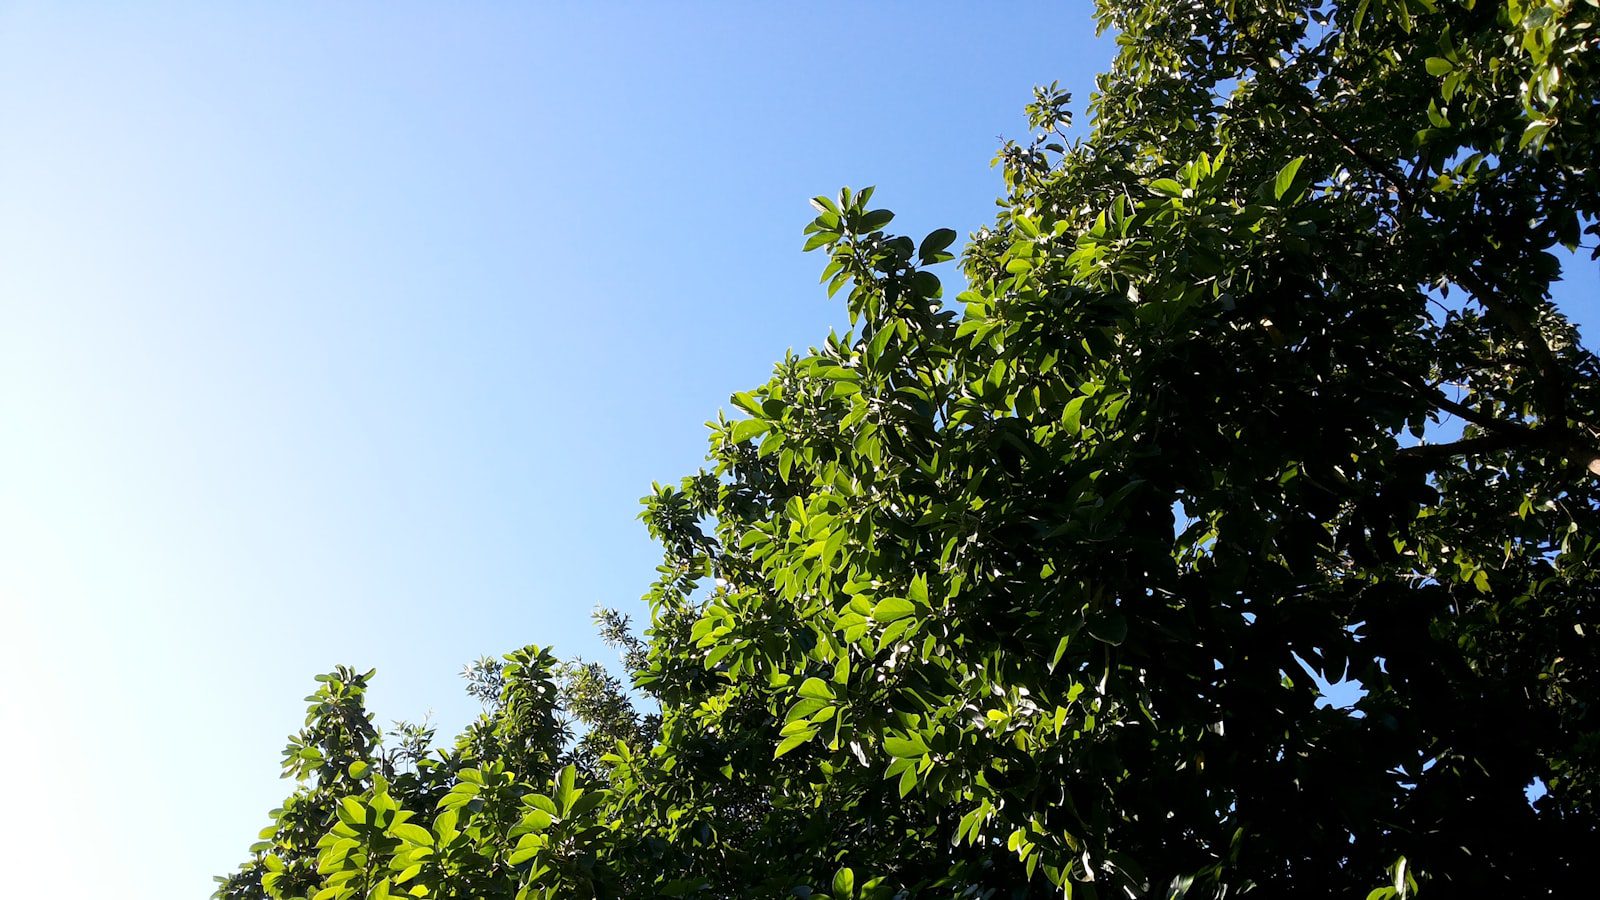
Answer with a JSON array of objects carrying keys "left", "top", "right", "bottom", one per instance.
[{"left": 219, "top": 0, "right": 1599, "bottom": 896}]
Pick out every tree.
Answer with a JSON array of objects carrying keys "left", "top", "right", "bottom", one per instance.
[{"left": 219, "top": 0, "right": 1599, "bottom": 896}]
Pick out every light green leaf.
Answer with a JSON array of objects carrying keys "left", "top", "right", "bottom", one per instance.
[
  {"left": 798, "top": 677, "right": 835, "bottom": 701},
  {"left": 774, "top": 727, "right": 818, "bottom": 758},
  {"left": 729, "top": 418, "right": 770, "bottom": 444},
  {"left": 804, "top": 232, "right": 835, "bottom": 252},
  {"left": 337, "top": 797, "right": 367, "bottom": 826},
  {"left": 508, "top": 843, "right": 542, "bottom": 866},
  {"left": 1151, "top": 178, "right": 1185, "bottom": 197},
  {"left": 1050, "top": 634, "right": 1072, "bottom": 670},
  {"left": 1063, "top": 395, "right": 1089, "bottom": 434},
  {"left": 555, "top": 765, "right": 577, "bottom": 811},
  {"left": 833, "top": 867, "right": 856, "bottom": 899},
  {"left": 390, "top": 824, "right": 433, "bottom": 846},
  {"left": 884, "top": 733, "right": 929, "bottom": 758},
  {"left": 871, "top": 597, "right": 916, "bottom": 623},
  {"left": 908, "top": 573, "right": 929, "bottom": 606},
  {"left": 1275, "top": 157, "right": 1305, "bottom": 200}
]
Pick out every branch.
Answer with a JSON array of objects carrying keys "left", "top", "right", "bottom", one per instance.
[
  {"left": 1422, "top": 388, "right": 1524, "bottom": 436},
  {"left": 1298, "top": 103, "right": 1580, "bottom": 431},
  {"left": 1346, "top": 337, "right": 1543, "bottom": 440},
  {"left": 1447, "top": 266, "right": 1570, "bottom": 422},
  {"left": 1300, "top": 103, "right": 1417, "bottom": 211},
  {"left": 1252, "top": 56, "right": 1595, "bottom": 466},
  {"left": 1395, "top": 433, "right": 1532, "bottom": 462},
  {"left": 1396, "top": 426, "right": 1600, "bottom": 476},
  {"left": 1275, "top": 81, "right": 1584, "bottom": 421}
]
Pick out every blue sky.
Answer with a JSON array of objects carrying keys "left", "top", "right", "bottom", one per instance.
[
  {"left": 0, "top": 4, "right": 1593, "bottom": 898},
  {"left": 0, "top": 3, "right": 1114, "bottom": 896}
]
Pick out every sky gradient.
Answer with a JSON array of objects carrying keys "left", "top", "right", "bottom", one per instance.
[
  {"left": 0, "top": 3, "right": 1116, "bottom": 896},
  {"left": 0, "top": 4, "right": 1593, "bottom": 898}
]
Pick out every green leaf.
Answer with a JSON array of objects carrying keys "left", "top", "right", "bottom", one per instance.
[
  {"left": 1063, "top": 395, "right": 1089, "bottom": 434},
  {"left": 859, "top": 209, "right": 895, "bottom": 232},
  {"left": 897, "top": 765, "right": 917, "bottom": 798},
  {"left": 1520, "top": 120, "right": 1550, "bottom": 150},
  {"left": 1050, "top": 634, "right": 1072, "bottom": 671},
  {"left": 908, "top": 573, "right": 929, "bottom": 606},
  {"left": 832, "top": 867, "right": 856, "bottom": 899},
  {"left": 1424, "top": 57, "right": 1453, "bottom": 76},
  {"left": 390, "top": 823, "right": 434, "bottom": 846},
  {"left": 871, "top": 597, "right": 916, "bottom": 623},
  {"left": 338, "top": 797, "right": 367, "bottom": 826},
  {"left": 918, "top": 228, "right": 959, "bottom": 263},
  {"left": 1274, "top": 157, "right": 1305, "bottom": 200},
  {"left": 555, "top": 764, "right": 577, "bottom": 811},
  {"left": 774, "top": 727, "right": 818, "bottom": 758},
  {"left": 507, "top": 842, "right": 542, "bottom": 865},
  {"left": 798, "top": 677, "right": 836, "bottom": 701},
  {"left": 729, "top": 418, "right": 770, "bottom": 443},
  {"left": 884, "top": 733, "right": 930, "bottom": 758},
  {"left": 568, "top": 790, "right": 606, "bottom": 818},
  {"left": 1151, "top": 178, "right": 1185, "bottom": 197}
]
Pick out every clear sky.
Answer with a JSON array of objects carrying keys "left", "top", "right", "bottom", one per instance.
[
  {"left": 0, "top": 3, "right": 1118, "bottom": 896},
  {"left": 0, "top": 4, "right": 1593, "bottom": 899}
]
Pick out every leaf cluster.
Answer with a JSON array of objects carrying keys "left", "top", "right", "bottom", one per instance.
[{"left": 220, "top": 1, "right": 1600, "bottom": 897}]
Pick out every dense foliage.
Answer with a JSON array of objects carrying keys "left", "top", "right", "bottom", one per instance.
[{"left": 218, "top": 0, "right": 1599, "bottom": 896}]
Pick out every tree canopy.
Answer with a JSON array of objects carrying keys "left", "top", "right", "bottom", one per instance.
[{"left": 218, "top": 0, "right": 1599, "bottom": 897}]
